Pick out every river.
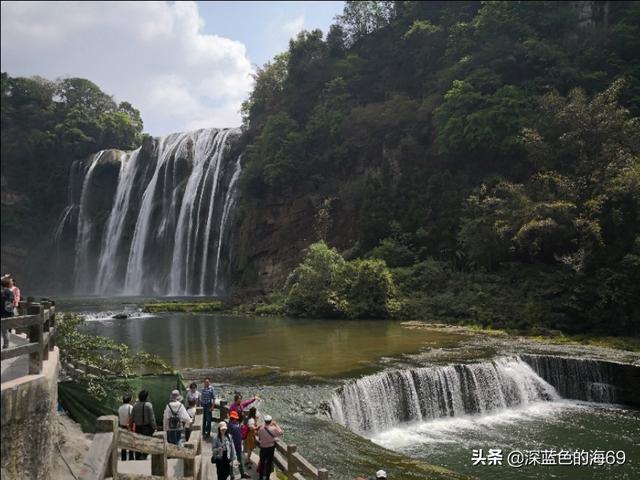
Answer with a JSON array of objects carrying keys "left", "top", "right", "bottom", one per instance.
[{"left": 59, "top": 298, "right": 640, "bottom": 480}]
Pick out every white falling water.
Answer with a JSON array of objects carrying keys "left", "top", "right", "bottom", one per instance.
[
  {"left": 94, "top": 149, "right": 141, "bottom": 293},
  {"left": 124, "top": 133, "right": 190, "bottom": 294},
  {"left": 58, "top": 127, "right": 241, "bottom": 295},
  {"left": 53, "top": 205, "right": 75, "bottom": 243},
  {"left": 168, "top": 129, "right": 226, "bottom": 295},
  {"left": 330, "top": 356, "right": 560, "bottom": 434},
  {"left": 211, "top": 154, "right": 242, "bottom": 294},
  {"left": 196, "top": 130, "right": 232, "bottom": 295},
  {"left": 73, "top": 151, "right": 105, "bottom": 292}
]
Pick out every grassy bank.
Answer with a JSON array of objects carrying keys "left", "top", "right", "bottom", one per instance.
[{"left": 142, "top": 301, "right": 223, "bottom": 313}]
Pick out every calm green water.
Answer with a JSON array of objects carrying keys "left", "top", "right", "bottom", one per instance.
[
  {"left": 59, "top": 298, "right": 640, "bottom": 480},
  {"left": 78, "top": 311, "right": 464, "bottom": 377}
]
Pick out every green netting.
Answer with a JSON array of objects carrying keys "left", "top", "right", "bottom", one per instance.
[{"left": 58, "top": 373, "right": 186, "bottom": 433}]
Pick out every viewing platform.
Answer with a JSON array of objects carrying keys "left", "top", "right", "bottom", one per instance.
[{"left": 78, "top": 401, "right": 329, "bottom": 480}]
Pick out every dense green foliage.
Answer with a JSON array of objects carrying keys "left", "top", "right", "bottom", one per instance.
[
  {"left": 240, "top": 1, "right": 640, "bottom": 334},
  {"left": 283, "top": 242, "right": 399, "bottom": 319},
  {"left": 57, "top": 314, "right": 170, "bottom": 399},
  {"left": 1, "top": 74, "right": 143, "bottom": 237}
]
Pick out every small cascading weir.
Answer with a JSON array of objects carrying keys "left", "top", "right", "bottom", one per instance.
[
  {"left": 330, "top": 354, "right": 640, "bottom": 435},
  {"left": 520, "top": 354, "right": 636, "bottom": 404},
  {"left": 55, "top": 127, "right": 242, "bottom": 296},
  {"left": 330, "top": 356, "right": 560, "bottom": 434}
]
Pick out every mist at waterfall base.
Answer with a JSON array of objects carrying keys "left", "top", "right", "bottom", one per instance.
[{"left": 54, "top": 128, "right": 241, "bottom": 296}]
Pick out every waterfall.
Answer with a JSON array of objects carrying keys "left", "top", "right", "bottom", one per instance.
[
  {"left": 211, "top": 154, "right": 242, "bottom": 295},
  {"left": 73, "top": 151, "right": 105, "bottom": 292},
  {"left": 94, "top": 149, "right": 141, "bottom": 293},
  {"left": 521, "top": 354, "right": 625, "bottom": 403},
  {"left": 56, "top": 127, "right": 242, "bottom": 296},
  {"left": 330, "top": 354, "right": 639, "bottom": 435},
  {"left": 330, "top": 356, "right": 561, "bottom": 434},
  {"left": 124, "top": 132, "right": 191, "bottom": 294}
]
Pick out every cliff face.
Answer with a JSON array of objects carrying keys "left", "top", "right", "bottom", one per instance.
[{"left": 229, "top": 154, "right": 388, "bottom": 291}]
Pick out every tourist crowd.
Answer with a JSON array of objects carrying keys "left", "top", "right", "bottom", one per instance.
[{"left": 117, "top": 378, "right": 282, "bottom": 480}]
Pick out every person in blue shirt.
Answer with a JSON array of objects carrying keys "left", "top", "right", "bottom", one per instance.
[{"left": 200, "top": 377, "right": 216, "bottom": 438}]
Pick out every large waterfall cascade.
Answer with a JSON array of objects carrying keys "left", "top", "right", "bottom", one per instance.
[
  {"left": 56, "top": 128, "right": 242, "bottom": 296},
  {"left": 330, "top": 355, "right": 626, "bottom": 435}
]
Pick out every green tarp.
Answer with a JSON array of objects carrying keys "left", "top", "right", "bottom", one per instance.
[{"left": 58, "top": 373, "right": 186, "bottom": 433}]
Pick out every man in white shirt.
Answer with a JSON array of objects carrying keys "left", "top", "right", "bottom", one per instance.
[
  {"left": 163, "top": 390, "right": 192, "bottom": 445},
  {"left": 118, "top": 394, "right": 134, "bottom": 460}
]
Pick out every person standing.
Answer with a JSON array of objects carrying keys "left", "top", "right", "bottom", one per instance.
[
  {"left": 243, "top": 407, "right": 259, "bottom": 470},
  {"left": 211, "top": 421, "right": 236, "bottom": 480},
  {"left": 9, "top": 276, "right": 20, "bottom": 315},
  {"left": 200, "top": 377, "right": 216, "bottom": 438},
  {"left": 130, "top": 390, "right": 156, "bottom": 459},
  {"left": 229, "top": 392, "right": 259, "bottom": 420},
  {"left": 1, "top": 277, "right": 14, "bottom": 349},
  {"left": 185, "top": 382, "right": 201, "bottom": 406},
  {"left": 118, "top": 394, "right": 134, "bottom": 461},
  {"left": 257, "top": 414, "right": 284, "bottom": 480},
  {"left": 184, "top": 398, "right": 197, "bottom": 442},
  {"left": 228, "top": 411, "right": 250, "bottom": 478},
  {"left": 163, "top": 390, "right": 192, "bottom": 445}
]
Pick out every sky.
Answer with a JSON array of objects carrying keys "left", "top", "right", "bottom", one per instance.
[{"left": 0, "top": 1, "right": 344, "bottom": 135}]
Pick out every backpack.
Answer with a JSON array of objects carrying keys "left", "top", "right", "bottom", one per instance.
[
  {"left": 168, "top": 403, "right": 182, "bottom": 430},
  {"left": 2, "top": 288, "right": 14, "bottom": 315}
]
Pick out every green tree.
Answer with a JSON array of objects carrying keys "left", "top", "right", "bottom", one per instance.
[
  {"left": 434, "top": 81, "right": 534, "bottom": 163},
  {"left": 336, "top": 1, "right": 396, "bottom": 46},
  {"left": 57, "top": 314, "right": 169, "bottom": 399},
  {"left": 284, "top": 242, "right": 348, "bottom": 317}
]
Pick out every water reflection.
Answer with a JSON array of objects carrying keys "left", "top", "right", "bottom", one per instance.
[{"left": 82, "top": 313, "right": 465, "bottom": 376}]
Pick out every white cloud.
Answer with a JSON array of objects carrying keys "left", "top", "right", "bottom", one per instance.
[
  {"left": 282, "top": 15, "right": 305, "bottom": 35},
  {"left": 0, "top": 1, "right": 255, "bottom": 135}
]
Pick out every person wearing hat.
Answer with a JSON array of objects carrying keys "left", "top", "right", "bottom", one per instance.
[
  {"left": 227, "top": 410, "right": 251, "bottom": 478},
  {"left": 212, "top": 421, "right": 236, "bottom": 480},
  {"left": 257, "top": 414, "right": 284, "bottom": 480},
  {"left": 354, "top": 469, "right": 388, "bottom": 480},
  {"left": 163, "top": 389, "right": 192, "bottom": 445}
]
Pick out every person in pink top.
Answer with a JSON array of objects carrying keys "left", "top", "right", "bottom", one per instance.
[
  {"left": 228, "top": 392, "right": 259, "bottom": 420},
  {"left": 257, "top": 414, "right": 283, "bottom": 480},
  {"left": 9, "top": 276, "right": 20, "bottom": 314}
]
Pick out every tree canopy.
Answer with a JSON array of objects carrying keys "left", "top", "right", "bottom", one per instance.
[
  {"left": 1, "top": 73, "right": 144, "bottom": 237},
  {"left": 238, "top": 1, "right": 640, "bottom": 334}
]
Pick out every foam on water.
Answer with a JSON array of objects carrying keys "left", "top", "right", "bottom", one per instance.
[
  {"left": 369, "top": 400, "right": 581, "bottom": 450},
  {"left": 81, "top": 311, "right": 157, "bottom": 322}
]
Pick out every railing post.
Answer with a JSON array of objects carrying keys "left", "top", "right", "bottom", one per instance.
[
  {"left": 287, "top": 444, "right": 298, "bottom": 479},
  {"left": 18, "top": 300, "right": 28, "bottom": 315},
  {"left": 318, "top": 468, "right": 329, "bottom": 480},
  {"left": 49, "top": 304, "right": 56, "bottom": 351},
  {"left": 184, "top": 441, "right": 195, "bottom": 477},
  {"left": 96, "top": 416, "right": 118, "bottom": 480},
  {"left": 152, "top": 431, "right": 167, "bottom": 476},
  {"left": 219, "top": 400, "right": 228, "bottom": 421},
  {"left": 27, "top": 303, "right": 43, "bottom": 374}
]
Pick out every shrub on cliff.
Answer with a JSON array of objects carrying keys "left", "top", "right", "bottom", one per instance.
[
  {"left": 283, "top": 241, "right": 399, "bottom": 318},
  {"left": 284, "top": 242, "right": 349, "bottom": 318}
]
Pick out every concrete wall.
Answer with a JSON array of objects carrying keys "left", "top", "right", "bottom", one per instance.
[{"left": 1, "top": 348, "right": 59, "bottom": 480}]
